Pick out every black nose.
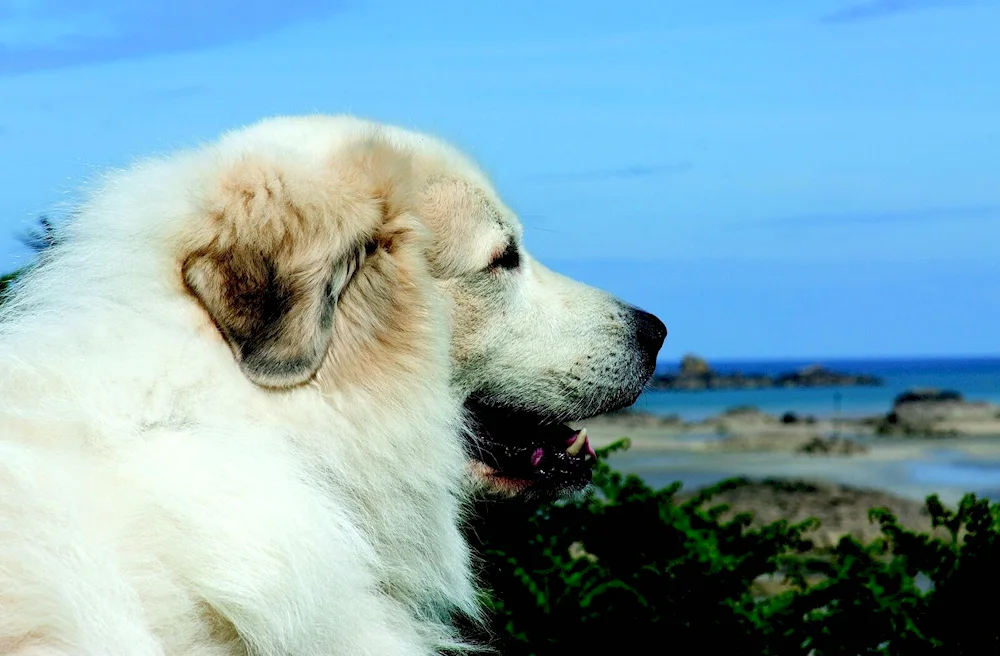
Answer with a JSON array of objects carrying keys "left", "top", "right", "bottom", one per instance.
[{"left": 632, "top": 308, "right": 667, "bottom": 357}]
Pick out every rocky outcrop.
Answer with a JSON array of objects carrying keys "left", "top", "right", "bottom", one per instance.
[
  {"left": 892, "top": 389, "right": 998, "bottom": 423},
  {"left": 876, "top": 389, "right": 1000, "bottom": 437},
  {"left": 649, "top": 355, "right": 882, "bottom": 391},
  {"left": 679, "top": 354, "right": 711, "bottom": 375}
]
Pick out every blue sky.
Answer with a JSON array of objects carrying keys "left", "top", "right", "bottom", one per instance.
[{"left": 0, "top": 0, "right": 998, "bottom": 360}]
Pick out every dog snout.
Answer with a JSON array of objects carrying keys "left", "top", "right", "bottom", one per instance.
[{"left": 631, "top": 308, "right": 667, "bottom": 361}]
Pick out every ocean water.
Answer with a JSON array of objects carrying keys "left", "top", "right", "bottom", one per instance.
[{"left": 634, "top": 357, "right": 1000, "bottom": 421}]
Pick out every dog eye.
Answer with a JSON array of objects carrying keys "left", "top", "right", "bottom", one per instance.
[{"left": 488, "top": 242, "right": 520, "bottom": 271}]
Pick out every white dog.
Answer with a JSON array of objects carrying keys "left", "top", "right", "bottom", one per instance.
[{"left": 0, "top": 116, "right": 666, "bottom": 655}]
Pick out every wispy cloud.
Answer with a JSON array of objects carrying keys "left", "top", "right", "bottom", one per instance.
[
  {"left": 821, "top": 0, "right": 977, "bottom": 24},
  {"left": 761, "top": 203, "right": 1000, "bottom": 228},
  {"left": 0, "top": 0, "right": 342, "bottom": 76},
  {"left": 537, "top": 161, "right": 693, "bottom": 182}
]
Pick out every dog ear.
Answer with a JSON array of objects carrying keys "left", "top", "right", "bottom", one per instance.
[
  {"left": 184, "top": 242, "right": 365, "bottom": 389},
  {"left": 182, "top": 144, "right": 401, "bottom": 389}
]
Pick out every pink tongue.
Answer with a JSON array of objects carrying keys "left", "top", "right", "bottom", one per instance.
[{"left": 530, "top": 447, "right": 545, "bottom": 468}]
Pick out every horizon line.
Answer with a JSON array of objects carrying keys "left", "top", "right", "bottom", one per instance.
[{"left": 655, "top": 353, "right": 1000, "bottom": 365}]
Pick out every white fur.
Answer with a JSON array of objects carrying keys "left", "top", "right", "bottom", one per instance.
[{"left": 0, "top": 117, "right": 476, "bottom": 655}]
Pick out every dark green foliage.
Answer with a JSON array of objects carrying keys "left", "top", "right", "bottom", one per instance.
[
  {"left": 464, "top": 439, "right": 1000, "bottom": 655},
  {"left": 868, "top": 496, "right": 1000, "bottom": 654},
  {"left": 0, "top": 270, "right": 18, "bottom": 297},
  {"left": 20, "top": 215, "right": 59, "bottom": 254},
  {"left": 1, "top": 216, "right": 60, "bottom": 298}
]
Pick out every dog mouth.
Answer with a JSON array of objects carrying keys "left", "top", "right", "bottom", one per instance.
[{"left": 464, "top": 399, "right": 599, "bottom": 498}]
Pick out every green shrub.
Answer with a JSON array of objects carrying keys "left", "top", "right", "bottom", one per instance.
[
  {"left": 0, "top": 270, "right": 18, "bottom": 296},
  {"left": 0, "top": 215, "right": 57, "bottom": 298},
  {"left": 463, "top": 439, "right": 1000, "bottom": 655}
]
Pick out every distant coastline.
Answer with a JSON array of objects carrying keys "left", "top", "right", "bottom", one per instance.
[
  {"left": 648, "top": 354, "right": 882, "bottom": 392},
  {"left": 635, "top": 357, "right": 1000, "bottom": 423}
]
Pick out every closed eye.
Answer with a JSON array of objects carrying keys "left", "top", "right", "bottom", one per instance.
[{"left": 488, "top": 241, "right": 521, "bottom": 271}]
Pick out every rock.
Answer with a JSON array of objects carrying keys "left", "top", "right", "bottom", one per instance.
[
  {"left": 893, "top": 388, "right": 964, "bottom": 406},
  {"left": 876, "top": 388, "right": 999, "bottom": 436},
  {"left": 680, "top": 354, "right": 712, "bottom": 375},
  {"left": 796, "top": 436, "right": 869, "bottom": 456},
  {"left": 875, "top": 414, "right": 958, "bottom": 438},
  {"left": 721, "top": 405, "right": 766, "bottom": 418}
]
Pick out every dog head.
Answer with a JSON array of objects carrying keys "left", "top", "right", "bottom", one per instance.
[
  {"left": 407, "top": 165, "right": 666, "bottom": 498},
  {"left": 182, "top": 116, "right": 666, "bottom": 498}
]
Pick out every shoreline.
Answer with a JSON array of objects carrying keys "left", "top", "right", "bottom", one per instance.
[
  {"left": 568, "top": 413, "right": 1000, "bottom": 552},
  {"left": 573, "top": 405, "right": 1000, "bottom": 506}
]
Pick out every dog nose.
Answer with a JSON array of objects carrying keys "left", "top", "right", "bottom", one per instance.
[{"left": 632, "top": 309, "right": 667, "bottom": 356}]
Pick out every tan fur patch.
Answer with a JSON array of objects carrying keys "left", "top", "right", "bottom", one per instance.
[{"left": 181, "top": 138, "right": 418, "bottom": 390}]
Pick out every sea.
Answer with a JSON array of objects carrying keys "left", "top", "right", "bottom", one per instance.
[{"left": 635, "top": 357, "right": 1000, "bottom": 422}]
